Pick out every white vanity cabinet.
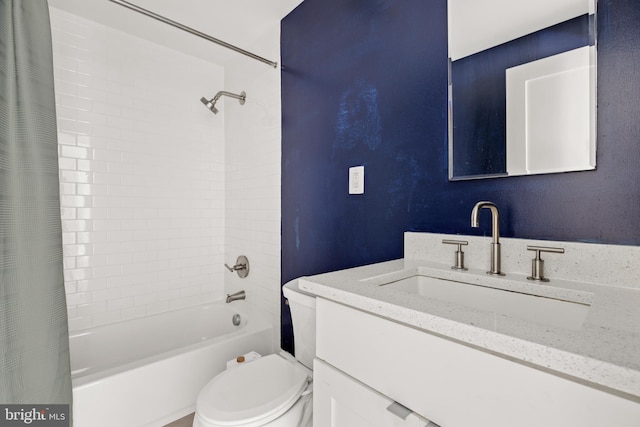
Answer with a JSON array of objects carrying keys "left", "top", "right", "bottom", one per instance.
[
  {"left": 313, "top": 298, "right": 640, "bottom": 427},
  {"left": 314, "top": 359, "right": 431, "bottom": 427}
]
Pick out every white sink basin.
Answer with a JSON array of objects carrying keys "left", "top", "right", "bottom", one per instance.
[{"left": 380, "top": 275, "right": 590, "bottom": 330}]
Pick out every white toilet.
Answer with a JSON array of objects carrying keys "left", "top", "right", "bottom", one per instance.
[{"left": 193, "top": 279, "right": 316, "bottom": 427}]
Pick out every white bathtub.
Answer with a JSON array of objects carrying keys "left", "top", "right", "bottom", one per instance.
[{"left": 70, "top": 301, "right": 274, "bottom": 427}]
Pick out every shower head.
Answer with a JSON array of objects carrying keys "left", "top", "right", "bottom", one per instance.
[
  {"left": 200, "top": 91, "right": 246, "bottom": 115},
  {"left": 200, "top": 97, "right": 219, "bottom": 114}
]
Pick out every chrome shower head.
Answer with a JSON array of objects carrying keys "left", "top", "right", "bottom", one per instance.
[
  {"left": 200, "top": 91, "right": 246, "bottom": 115},
  {"left": 200, "top": 96, "right": 219, "bottom": 114}
]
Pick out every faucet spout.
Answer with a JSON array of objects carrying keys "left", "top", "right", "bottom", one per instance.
[
  {"left": 226, "top": 290, "right": 246, "bottom": 303},
  {"left": 471, "top": 201, "right": 500, "bottom": 243},
  {"left": 470, "top": 201, "right": 503, "bottom": 275}
]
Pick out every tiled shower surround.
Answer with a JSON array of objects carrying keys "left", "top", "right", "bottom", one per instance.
[{"left": 51, "top": 8, "right": 228, "bottom": 331}]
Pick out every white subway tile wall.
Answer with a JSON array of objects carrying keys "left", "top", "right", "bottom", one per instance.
[
  {"left": 226, "top": 48, "right": 283, "bottom": 346},
  {"left": 51, "top": 8, "right": 227, "bottom": 331}
]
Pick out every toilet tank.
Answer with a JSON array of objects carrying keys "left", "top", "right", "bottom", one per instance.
[{"left": 283, "top": 279, "right": 316, "bottom": 369}]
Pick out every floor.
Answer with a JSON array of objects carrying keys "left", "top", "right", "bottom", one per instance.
[{"left": 164, "top": 412, "right": 195, "bottom": 427}]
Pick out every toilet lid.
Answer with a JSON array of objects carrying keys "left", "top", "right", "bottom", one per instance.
[{"left": 197, "top": 354, "right": 309, "bottom": 426}]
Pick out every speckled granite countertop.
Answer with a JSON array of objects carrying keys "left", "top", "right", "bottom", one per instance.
[{"left": 299, "top": 256, "right": 640, "bottom": 399}]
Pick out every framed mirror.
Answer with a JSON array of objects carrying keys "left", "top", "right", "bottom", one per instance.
[{"left": 448, "top": 0, "right": 597, "bottom": 180}]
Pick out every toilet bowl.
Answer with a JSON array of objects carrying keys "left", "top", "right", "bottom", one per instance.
[
  {"left": 193, "top": 352, "right": 312, "bottom": 427},
  {"left": 193, "top": 280, "right": 316, "bottom": 427}
]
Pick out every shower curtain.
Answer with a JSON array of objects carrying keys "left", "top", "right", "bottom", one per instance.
[{"left": 0, "top": 0, "right": 72, "bottom": 414}]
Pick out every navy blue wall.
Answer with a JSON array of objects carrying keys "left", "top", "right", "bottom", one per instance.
[{"left": 280, "top": 0, "right": 640, "bottom": 352}]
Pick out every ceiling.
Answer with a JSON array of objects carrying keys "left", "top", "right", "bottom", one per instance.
[
  {"left": 48, "top": 0, "right": 304, "bottom": 66},
  {"left": 50, "top": 1, "right": 595, "bottom": 65},
  {"left": 449, "top": 0, "right": 594, "bottom": 60}
]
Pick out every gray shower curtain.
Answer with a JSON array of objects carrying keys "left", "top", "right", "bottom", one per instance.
[{"left": 0, "top": 0, "right": 72, "bottom": 413}]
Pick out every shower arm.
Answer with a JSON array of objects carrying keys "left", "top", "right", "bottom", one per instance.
[{"left": 213, "top": 91, "right": 246, "bottom": 104}]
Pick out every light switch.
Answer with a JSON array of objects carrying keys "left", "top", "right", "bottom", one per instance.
[{"left": 349, "top": 166, "right": 364, "bottom": 194}]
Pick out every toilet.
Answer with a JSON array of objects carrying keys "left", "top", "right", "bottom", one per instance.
[{"left": 193, "top": 279, "right": 316, "bottom": 427}]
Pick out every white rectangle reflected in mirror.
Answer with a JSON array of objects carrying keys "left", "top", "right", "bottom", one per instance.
[
  {"left": 448, "top": 0, "right": 597, "bottom": 180},
  {"left": 506, "top": 46, "right": 596, "bottom": 175}
]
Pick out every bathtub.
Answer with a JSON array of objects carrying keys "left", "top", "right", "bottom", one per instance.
[{"left": 70, "top": 301, "right": 274, "bottom": 427}]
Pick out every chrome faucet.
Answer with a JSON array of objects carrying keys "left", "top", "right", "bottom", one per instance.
[
  {"left": 470, "top": 201, "right": 504, "bottom": 276},
  {"left": 226, "top": 290, "right": 246, "bottom": 303}
]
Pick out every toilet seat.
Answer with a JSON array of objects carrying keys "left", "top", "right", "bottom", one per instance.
[{"left": 196, "top": 354, "right": 310, "bottom": 426}]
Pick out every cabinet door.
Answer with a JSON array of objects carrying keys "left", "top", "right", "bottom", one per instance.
[
  {"left": 314, "top": 359, "right": 432, "bottom": 427},
  {"left": 317, "top": 298, "right": 640, "bottom": 427}
]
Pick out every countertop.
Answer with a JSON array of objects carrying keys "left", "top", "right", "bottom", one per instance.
[{"left": 298, "top": 258, "right": 640, "bottom": 400}]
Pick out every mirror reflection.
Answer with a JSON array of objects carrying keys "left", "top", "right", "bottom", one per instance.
[{"left": 448, "top": 0, "right": 597, "bottom": 180}]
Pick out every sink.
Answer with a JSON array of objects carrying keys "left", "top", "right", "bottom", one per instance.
[{"left": 380, "top": 275, "right": 590, "bottom": 330}]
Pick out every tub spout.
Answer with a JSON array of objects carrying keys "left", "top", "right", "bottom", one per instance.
[{"left": 226, "top": 290, "right": 246, "bottom": 303}]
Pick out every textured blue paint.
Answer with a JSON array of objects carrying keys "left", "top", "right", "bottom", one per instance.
[
  {"left": 294, "top": 215, "right": 300, "bottom": 250},
  {"left": 335, "top": 80, "right": 382, "bottom": 152},
  {"left": 280, "top": 0, "right": 640, "bottom": 352}
]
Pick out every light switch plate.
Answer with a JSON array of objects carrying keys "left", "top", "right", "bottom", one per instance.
[{"left": 349, "top": 166, "right": 364, "bottom": 194}]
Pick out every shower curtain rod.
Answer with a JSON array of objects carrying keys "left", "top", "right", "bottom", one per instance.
[{"left": 107, "top": 0, "right": 278, "bottom": 68}]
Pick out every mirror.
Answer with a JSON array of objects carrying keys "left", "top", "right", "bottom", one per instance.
[{"left": 448, "top": 0, "right": 597, "bottom": 180}]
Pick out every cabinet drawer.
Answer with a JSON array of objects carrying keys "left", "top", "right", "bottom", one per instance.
[
  {"left": 314, "top": 358, "right": 430, "bottom": 427},
  {"left": 316, "top": 298, "right": 640, "bottom": 427}
]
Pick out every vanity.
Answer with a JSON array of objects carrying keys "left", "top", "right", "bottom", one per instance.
[{"left": 300, "top": 232, "right": 640, "bottom": 427}]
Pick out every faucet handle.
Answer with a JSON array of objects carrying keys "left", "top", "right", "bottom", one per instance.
[
  {"left": 224, "top": 255, "right": 250, "bottom": 278},
  {"left": 526, "top": 246, "right": 565, "bottom": 282},
  {"left": 442, "top": 239, "right": 469, "bottom": 270}
]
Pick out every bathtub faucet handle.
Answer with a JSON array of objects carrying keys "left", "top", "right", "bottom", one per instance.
[
  {"left": 224, "top": 263, "right": 244, "bottom": 272},
  {"left": 224, "top": 255, "right": 250, "bottom": 278}
]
